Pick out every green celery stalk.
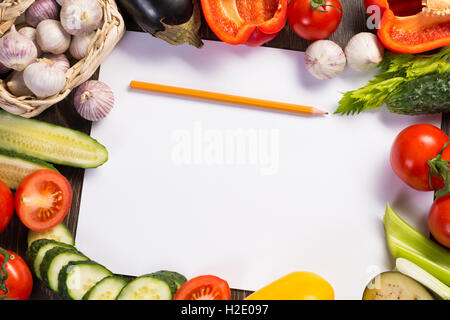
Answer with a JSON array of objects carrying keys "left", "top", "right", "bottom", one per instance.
[{"left": 383, "top": 204, "right": 450, "bottom": 286}]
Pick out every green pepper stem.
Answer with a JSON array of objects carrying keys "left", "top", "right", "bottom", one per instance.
[{"left": 310, "top": 0, "right": 342, "bottom": 14}]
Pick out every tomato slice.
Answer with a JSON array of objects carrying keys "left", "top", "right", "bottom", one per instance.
[
  {"left": 174, "top": 275, "right": 231, "bottom": 300},
  {"left": 15, "top": 170, "right": 72, "bottom": 232}
]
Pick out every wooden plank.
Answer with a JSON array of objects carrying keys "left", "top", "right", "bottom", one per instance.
[{"left": 1, "top": 0, "right": 445, "bottom": 300}]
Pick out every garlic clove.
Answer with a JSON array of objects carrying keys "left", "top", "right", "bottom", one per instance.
[
  {"left": 74, "top": 80, "right": 114, "bottom": 121},
  {"left": 60, "top": 0, "right": 103, "bottom": 36},
  {"left": 23, "top": 58, "right": 67, "bottom": 98},
  {"left": 69, "top": 32, "right": 95, "bottom": 60},
  {"left": 25, "top": 0, "right": 60, "bottom": 28},
  {"left": 305, "top": 40, "right": 347, "bottom": 81},
  {"left": 7, "top": 71, "right": 34, "bottom": 97},
  {"left": 345, "top": 33, "right": 385, "bottom": 72},
  {"left": 43, "top": 53, "right": 70, "bottom": 73},
  {"left": 18, "top": 26, "right": 43, "bottom": 57},
  {"left": 36, "top": 19, "right": 71, "bottom": 55},
  {"left": 0, "top": 25, "right": 38, "bottom": 72}
]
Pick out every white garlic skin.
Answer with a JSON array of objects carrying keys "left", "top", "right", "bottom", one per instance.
[
  {"left": 23, "top": 58, "right": 67, "bottom": 98},
  {"left": 36, "top": 19, "right": 71, "bottom": 55},
  {"left": 25, "top": 0, "right": 60, "bottom": 28},
  {"left": 74, "top": 80, "right": 114, "bottom": 121},
  {"left": 56, "top": 0, "right": 64, "bottom": 4},
  {"left": 18, "top": 26, "right": 42, "bottom": 56},
  {"left": 43, "top": 53, "right": 70, "bottom": 73},
  {"left": 0, "top": 25, "right": 38, "bottom": 71},
  {"left": 345, "top": 32, "right": 385, "bottom": 72},
  {"left": 305, "top": 40, "right": 346, "bottom": 81},
  {"left": 7, "top": 71, "right": 33, "bottom": 96},
  {"left": 60, "top": 0, "right": 103, "bottom": 36},
  {"left": 70, "top": 32, "right": 94, "bottom": 60}
]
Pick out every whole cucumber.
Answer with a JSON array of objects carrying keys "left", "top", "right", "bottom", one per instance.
[{"left": 386, "top": 72, "right": 450, "bottom": 115}]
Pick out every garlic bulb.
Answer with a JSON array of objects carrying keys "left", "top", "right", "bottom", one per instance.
[
  {"left": 23, "top": 58, "right": 66, "bottom": 98},
  {"left": 345, "top": 33, "right": 385, "bottom": 72},
  {"left": 43, "top": 53, "right": 70, "bottom": 73},
  {"left": 60, "top": 0, "right": 103, "bottom": 36},
  {"left": 7, "top": 71, "right": 33, "bottom": 96},
  {"left": 0, "top": 25, "right": 38, "bottom": 71},
  {"left": 25, "top": 0, "right": 60, "bottom": 28},
  {"left": 18, "top": 26, "right": 42, "bottom": 56},
  {"left": 305, "top": 40, "right": 346, "bottom": 80},
  {"left": 69, "top": 32, "right": 94, "bottom": 60},
  {"left": 74, "top": 80, "right": 114, "bottom": 121},
  {"left": 36, "top": 19, "right": 71, "bottom": 55}
]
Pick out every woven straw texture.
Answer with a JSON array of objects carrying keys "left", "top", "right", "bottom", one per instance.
[{"left": 0, "top": 0, "right": 125, "bottom": 118}]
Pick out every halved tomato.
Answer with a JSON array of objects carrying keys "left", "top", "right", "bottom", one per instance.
[
  {"left": 15, "top": 170, "right": 72, "bottom": 232},
  {"left": 174, "top": 275, "right": 231, "bottom": 300}
]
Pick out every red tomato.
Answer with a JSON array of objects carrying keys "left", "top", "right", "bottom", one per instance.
[
  {"left": 390, "top": 124, "right": 450, "bottom": 191},
  {"left": 288, "top": 0, "right": 343, "bottom": 40},
  {"left": 429, "top": 195, "right": 450, "bottom": 248},
  {"left": 174, "top": 275, "right": 231, "bottom": 300},
  {"left": 0, "top": 249, "right": 33, "bottom": 300},
  {"left": 0, "top": 180, "right": 14, "bottom": 233},
  {"left": 15, "top": 170, "right": 72, "bottom": 232}
]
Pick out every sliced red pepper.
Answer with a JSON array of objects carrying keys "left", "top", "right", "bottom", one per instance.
[
  {"left": 365, "top": 0, "right": 450, "bottom": 53},
  {"left": 200, "top": 0, "right": 288, "bottom": 46}
]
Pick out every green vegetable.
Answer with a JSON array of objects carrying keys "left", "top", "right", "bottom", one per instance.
[
  {"left": 384, "top": 204, "right": 450, "bottom": 286},
  {"left": 386, "top": 73, "right": 450, "bottom": 115},
  {"left": 336, "top": 46, "right": 450, "bottom": 115},
  {"left": 27, "top": 223, "right": 75, "bottom": 248},
  {"left": 0, "top": 110, "right": 108, "bottom": 168},
  {"left": 0, "top": 148, "right": 57, "bottom": 190},
  {"left": 116, "top": 275, "right": 174, "bottom": 300},
  {"left": 82, "top": 275, "right": 128, "bottom": 300},
  {"left": 396, "top": 258, "right": 450, "bottom": 300},
  {"left": 58, "top": 261, "right": 113, "bottom": 300},
  {"left": 151, "top": 270, "right": 187, "bottom": 290}
]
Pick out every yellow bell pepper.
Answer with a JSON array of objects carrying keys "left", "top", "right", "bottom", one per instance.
[{"left": 245, "top": 272, "right": 335, "bottom": 300}]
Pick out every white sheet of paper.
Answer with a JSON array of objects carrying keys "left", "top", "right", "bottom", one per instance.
[{"left": 76, "top": 31, "right": 441, "bottom": 300}]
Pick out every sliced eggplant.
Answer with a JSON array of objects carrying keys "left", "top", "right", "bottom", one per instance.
[
  {"left": 117, "top": 0, "right": 203, "bottom": 48},
  {"left": 363, "top": 272, "right": 435, "bottom": 300}
]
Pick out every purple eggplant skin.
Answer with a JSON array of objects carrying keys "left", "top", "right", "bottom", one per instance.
[{"left": 117, "top": 0, "right": 194, "bottom": 35}]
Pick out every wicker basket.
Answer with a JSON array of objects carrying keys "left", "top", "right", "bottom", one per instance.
[{"left": 0, "top": 0, "right": 125, "bottom": 118}]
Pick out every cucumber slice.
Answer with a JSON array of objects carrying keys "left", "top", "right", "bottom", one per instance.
[
  {"left": 0, "top": 148, "right": 57, "bottom": 190},
  {"left": 152, "top": 270, "right": 187, "bottom": 290},
  {"left": 27, "top": 223, "right": 74, "bottom": 248},
  {"left": 26, "top": 239, "right": 75, "bottom": 280},
  {"left": 0, "top": 110, "right": 108, "bottom": 168},
  {"left": 82, "top": 276, "right": 128, "bottom": 300},
  {"left": 40, "top": 247, "right": 88, "bottom": 292},
  {"left": 59, "top": 261, "right": 113, "bottom": 300},
  {"left": 116, "top": 275, "right": 173, "bottom": 300}
]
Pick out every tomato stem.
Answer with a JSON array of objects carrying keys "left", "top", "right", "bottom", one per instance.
[
  {"left": 0, "top": 247, "right": 13, "bottom": 300},
  {"left": 428, "top": 142, "right": 450, "bottom": 199},
  {"left": 310, "top": 0, "right": 342, "bottom": 14}
]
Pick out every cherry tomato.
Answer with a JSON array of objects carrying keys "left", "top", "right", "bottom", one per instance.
[
  {"left": 390, "top": 124, "right": 450, "bottom": 191},
  {"left": 429, "top": 195, "right": 450, "bottom": 248},
  {"left": 0, "top": 180, "right": 14, "bottom": 233},
  {"left": 288, "top": 0, "right": 343, "bottom": 40},
  {"left": 15, "top": 170, "right": 73, "bottom": 232},
  {"left": 174, "top": 275, "right": 231, "bottom": 300},
  {"left": 0, "top": 249, "right": 33, "bottom": 300}
]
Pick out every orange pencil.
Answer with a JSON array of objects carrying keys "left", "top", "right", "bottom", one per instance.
[{"left": 130, "top": 81, "right": 328, "bottom": 116}]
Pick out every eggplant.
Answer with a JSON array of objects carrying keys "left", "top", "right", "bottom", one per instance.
[{"left": 117, "top": 0, "right": 203, "bottom": 48}]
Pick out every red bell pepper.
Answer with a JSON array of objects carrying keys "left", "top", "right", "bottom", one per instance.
[
  {"left": 200, "top": 0, "right": 288, "bottom": 46},
  {"left": 365, "top": 0, "right": 450, "bottom": 53}
]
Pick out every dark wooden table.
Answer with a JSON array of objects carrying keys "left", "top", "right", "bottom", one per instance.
[{"left": 2, "top": 0, "right": 442, "bottom": 300}]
